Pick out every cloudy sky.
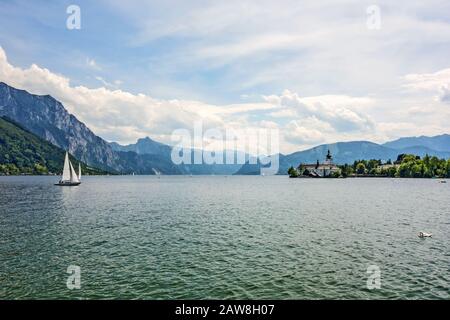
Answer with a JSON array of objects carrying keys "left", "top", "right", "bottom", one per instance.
[{"left": 1, "top": 0, "right": 450, "bottom": 153}]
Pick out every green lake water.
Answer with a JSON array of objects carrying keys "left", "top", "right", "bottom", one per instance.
[{"left": 0, "top": 176, "right": 449, "bottom": 299}]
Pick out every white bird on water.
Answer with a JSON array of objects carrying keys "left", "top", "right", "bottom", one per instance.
[{"left": 418, "top": 232, "right": 432, "bottom": 238}]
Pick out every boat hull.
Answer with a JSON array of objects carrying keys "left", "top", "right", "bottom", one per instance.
[{"left": 55, "top": 181, "right": 81, "bottom": 186}]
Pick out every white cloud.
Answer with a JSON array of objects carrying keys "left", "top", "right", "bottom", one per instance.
[
  {"left": 0, "top": 46, "right": 223, "bottom": 145},
  {"left": 1, "top": 46, "right": 450, "bottom": 154},
  {"left": 403, "top": 68, "right": 450, "bottom": 90},
  {"left": 265, "top": 90, "right": 375, "bottom": 132},
  {"left": 103, "top": 0, "right": 450, "bottom": 98},
  {"left": 94, "top": 76, "right": 110, "bottom": 87},
  {"left": 285, "top": 117, "right": 332, "bottom": 145},
  {"left": 403, "top": 68, "right": 450, "bottom": 103},
  {"left": 94, "top": 76, "right": 123, "bottom": 89}
]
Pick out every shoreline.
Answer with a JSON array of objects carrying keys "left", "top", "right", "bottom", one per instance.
[
  {"left": 1, "top": 174, "right": 448, "bottom": 179},
  {"left": 289, "top": 175, "right": 448, "bottom": 179}
]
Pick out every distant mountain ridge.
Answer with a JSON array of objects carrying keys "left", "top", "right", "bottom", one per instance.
[
  {"left": 0, "top": 82, "right": 188, "bottom": 174},
  {"left": 0, "top": 82, "right": 242, "bottom": 175},
  {"left": 110, "top": 136, "right": 172, "bottom": 156},
  {"left": 383, "top": 134, "right": 450, "bottom": 152},
  {"left": 236, "top": 139, "right": 450, "bottom": 175},
  {"left": 1, "top": 82, "right": 449, "bottom": 176},
  {"left": 0, "top": 82, "right": 119, "bottom": 172},
  {"left": 110, "top": 137, "right": 245, "bottom": 175}
]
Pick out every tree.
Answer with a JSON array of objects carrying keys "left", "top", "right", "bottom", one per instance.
[
  {"left": 423, "top": 154, "right": 430, "bottom": 167},
  {"left": 411, "top": 164, "right": 422, "bottom": 178},
  {"left": 4, "top": 163, "right": 19, "bottom": 175},
  {"left": 398, "top": 162, "right": 410, "bottom": 177},
  {"left": 331, "top": 170, "right": 341, "bottom": 178},
  {"left": 288, "top": 166, "right": 299, "bottom": 177},
  {"left": 34, "top": 163, "right": 48, "bottom": 174},
  {"left": 336, "top": 154, "right": 448, "bottom": 179},
  {"left": 387, "top": 166, "right": 397, "bottom": 177},
  {"left": 367, "top": 159, "right": 381, "bottom": 171},
  {"left": 287, "top": 166, "right": 294, "bottom": 175},
  {"left": 446, "top": 159, "right": 450, "bottom": 178},
  {"left": 356, "top": 162, "right": 366, "bottom": 175},
  {"left": 341, "top": 164, "right": 352, "bottom": 177}
]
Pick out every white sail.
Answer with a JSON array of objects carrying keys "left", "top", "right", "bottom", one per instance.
[
  {"left": 69, "top": 161, "right": 80, "bottom": 183},
  {"left": 78, "top": 163, "right": 81, "bottom": 181},
  {"left": 61, "top": 152, "right": 71, "bottom": 181}
]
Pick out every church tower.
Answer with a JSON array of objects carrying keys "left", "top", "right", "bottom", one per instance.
[{"left": 325, "top": 149, "right": 333, "bottom": 165}]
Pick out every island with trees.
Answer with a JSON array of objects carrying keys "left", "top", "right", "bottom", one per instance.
[{"left": 288, "top": 153, "right": 450, "bottom": 178}]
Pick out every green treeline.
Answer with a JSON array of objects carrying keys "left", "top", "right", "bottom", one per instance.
[
  {"left": 342, "top": 154, "right": 450, "bottom": 178},
  {"left": 288, "top": 153, "right": 450, "bottom": 178}
]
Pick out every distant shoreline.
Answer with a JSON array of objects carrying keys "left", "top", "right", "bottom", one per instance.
[
  {"left": 1, "top": 174, "right": 448, "bottom": 179},
  {"left": 289, "top": 175, "right": 448, "bottom": 179}
]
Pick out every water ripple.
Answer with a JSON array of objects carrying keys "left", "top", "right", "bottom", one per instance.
[{"left": 0, "top": 176, "right": 449, "bottom": 299}]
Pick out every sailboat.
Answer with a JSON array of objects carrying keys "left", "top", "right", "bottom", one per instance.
[{"left": 55, "top": 152, "right": 81, "bottom": 186}]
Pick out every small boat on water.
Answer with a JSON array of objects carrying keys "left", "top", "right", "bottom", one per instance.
[
  {"left": 55, "top": 152, "right": 81, "bottom": 186},
  {"left": 152, "top": 168, "right": 162, "bottom": 178},
  {"left": 439, "top": 180, "right": 447, "bottom": 183},
  {"left": 418, "top": 232, "right": 432, "bottom": 238}
]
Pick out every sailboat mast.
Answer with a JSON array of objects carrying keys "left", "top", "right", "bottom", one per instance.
[{"left": 61, "top": 152, "right": 71, "bottom": 181}]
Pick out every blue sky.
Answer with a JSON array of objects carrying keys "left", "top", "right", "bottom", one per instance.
[{"left": 1, "top": 0, "right": 450, "bottom": 153}]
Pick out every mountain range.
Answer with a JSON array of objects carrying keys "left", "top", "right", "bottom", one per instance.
[
  {"left": 237, "top": 139, "right": 450, "bottom": 175},
  {"left": 110, "top": 137, "right": 246, "bottom": 175},
  {"left": 383, "top": 135, "right": 450, "bottom": 152},
  {"left": 0, "top": 82, "right": 120, "bottom": 172},
  {"left": 1, "top": 82, "right": 449, "bottom": 175},
  {"left": 0, "top": 116, "right": 105, "bottom": 175},
  {"left": 0, "top": 82, "right": 242, "bottom": 174}
]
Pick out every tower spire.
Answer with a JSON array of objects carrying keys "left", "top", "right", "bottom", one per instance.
[{"left": 325, "top": 149, "right": 333, "bottom": 165}]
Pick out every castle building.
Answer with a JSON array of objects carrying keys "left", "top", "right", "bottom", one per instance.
[{"left": 299, "top": 150, "right": 340, "bottom": 177}]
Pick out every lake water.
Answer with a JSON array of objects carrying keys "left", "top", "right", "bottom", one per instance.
[{"left": 0, "top": 176, "right": 449, "bottom": 299}]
